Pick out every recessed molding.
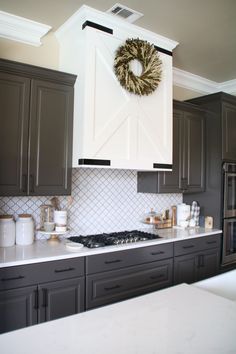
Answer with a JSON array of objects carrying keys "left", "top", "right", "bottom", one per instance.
[
  {"left": 0, "top": 11, "right": 51, "bottom": 47},
  {"left": 173, "top": 67, "right": 236, "bottom": 95}
]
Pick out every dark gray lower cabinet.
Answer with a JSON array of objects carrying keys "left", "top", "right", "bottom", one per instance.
[
  {"left": 38, "top": 278, "right": 84, "bottom": 323},
  {"left": 0, "top": 236, "right": 222, "bottom": 333},
  {"left": 0, "top": 285, "right": 37, "bottom": 333},
  {"left": 0, "top": 258, "right": 85, "bottom": 334},
  {"left": 86, "top": 243, "right": 174, "bottom": 310},
  {"left": 87, "top": 259, "right": 173, "bottom": 309},
  {"left": 174, "top": 234, "right": 221, "bottom": 285}
]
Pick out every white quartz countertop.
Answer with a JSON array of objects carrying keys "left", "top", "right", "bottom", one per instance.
[
  {"left": 194, "top": 269, "right": 236, "bottom": 302},
  {"left": 0, "top": 283, "right": 235, "bottom": 354},
  {"left": 0, "top": 227, "right": 222, "bottom": 268}
]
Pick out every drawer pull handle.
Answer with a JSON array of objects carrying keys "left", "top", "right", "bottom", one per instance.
[
  {"left": 206, "top": 241, "right": 217, "bottom": 245},
  {"left": 183, "top": 245, "right": 194, "bottom": 249},
  {"left": 104, "top": 260, "right": 122, "bottom": 264},
  {"left": 34, "top": 290, "right": 39, "bottom": 310},
  {"left": 104, "top": 285, "right": 121, "bottom": 291},
  {"left": 42, "top": 288, "right": 48, "bottom": 308},
  {"left": 1, "top": 275, "right": 25, "bottom": 282},
  {"left": 150, "top": 274, "right": 165, "bottom": 280},
  {"left": 151, "top": 251, "right": 164, "bottom": 256},
  {"left": 54, "top": 267, "right": 75, "bottom": 273}
]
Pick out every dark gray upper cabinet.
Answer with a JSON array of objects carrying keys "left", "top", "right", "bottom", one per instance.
[
  {"left": 137, "top": 100, "right": 206, "bottom": 194},
  {"left": 222, "top": 101, "right": 236, "bottom": 160},
  {"left": 186, "top": 92, "right": 236, "bottom": 162},
  {"left": 0, "top": 59, "right": 76, "bottom": 196},
  {"left": 183, "top": 92, "right": 236, "bottom": 228}
]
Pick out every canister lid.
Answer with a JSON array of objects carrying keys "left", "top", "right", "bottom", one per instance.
[
  {"left": 0, "top": 214, "right": 14, "bottom": 220},
  {"left": 18, "top": 214, "right": 32, "bottom": 218}
]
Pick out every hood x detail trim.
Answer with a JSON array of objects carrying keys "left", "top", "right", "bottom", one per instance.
[
  {"left": 82, "top": 21, "right": 113, "bottom": 34},
  {"left": 79, "top": 159, "right": 111, "bottom": 166},
  {"left": 153, "top": 163, "right": 173, "bottom": 169}
]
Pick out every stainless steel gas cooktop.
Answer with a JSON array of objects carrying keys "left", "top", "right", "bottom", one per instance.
[{"left": 68, "top": 230, "right": 161, "bottom": 249}]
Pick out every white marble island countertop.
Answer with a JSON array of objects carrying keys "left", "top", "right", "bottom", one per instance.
[
  {"left": 0, "top": 227, "right": 222, "bottom": 268},
  {"left": 0, "top": 283, "right": 235, "bottom": 354}
]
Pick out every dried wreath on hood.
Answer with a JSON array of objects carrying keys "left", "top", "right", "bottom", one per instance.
[{"left": 114, "top": 38, "right": 162, "bottom": 96}]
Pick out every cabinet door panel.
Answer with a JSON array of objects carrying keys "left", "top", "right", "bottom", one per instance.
[
  {"left": 197, "top": 249, "right": 220, "bottom": 281},
  {"left": 38, "top": 277, "right": 84, "bottom": 323},
  {"left": 157, "top": 110, "right": 183, "bottom": 193},
  {"left": 86, "top": 243, "right": 173, "bottom": 274},
  {"left": 29, "top": 79, "right": 73, "bottom": 195},
  {"left": 0, "top": 285, "right": 37, "bottom": 334},
  {"left": 222, "top": 103, "right": 236, "bottom": 161},
  {"left": 86, "top": 259, "right": 173, "bottom": 309},
  {"left": 184, "top": 111, "right": 205, "bottom": 193},
  {"left": 0, "top": 73, "right": 30, "bottom": 195},
  {"left": 174, "top": 254, "right": 198, "bottom": 284}
]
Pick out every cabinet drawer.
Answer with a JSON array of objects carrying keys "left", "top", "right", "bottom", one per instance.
[
  {"left": 0, "top": 258, "right": 85, "bottom": 290},
  {"left": 86, "top": 259, "right": 173, "bottom": 309},
  {"left": 174, "top": 234, "right": 221, "bottom": 257},
  {"left": 86, "top": 243, "right": 173, "bottom": 274}
]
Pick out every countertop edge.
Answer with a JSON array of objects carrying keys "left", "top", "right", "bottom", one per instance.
[{"left": 0, "top": 228, "right": 222, "bottom": 268}]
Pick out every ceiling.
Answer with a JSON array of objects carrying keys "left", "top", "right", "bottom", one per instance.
[{"left": 0, "top": 0, "right": 236, "bottom": 83}]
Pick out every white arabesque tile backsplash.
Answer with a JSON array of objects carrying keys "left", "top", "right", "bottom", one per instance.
[{"left": 0, "top": 169, "right": 182, "bottom": 235}]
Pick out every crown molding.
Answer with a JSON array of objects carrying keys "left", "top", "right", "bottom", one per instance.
[
  {"left": 173, "top": 67, "right": 236, "bottom": 95},
  {"left": 0, "top": 11, "right": 51, "bottom": 46}
]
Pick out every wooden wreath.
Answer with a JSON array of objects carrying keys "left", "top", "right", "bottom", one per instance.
[{"left": 114, "top": 38, "right": 162, "bottom": 96}]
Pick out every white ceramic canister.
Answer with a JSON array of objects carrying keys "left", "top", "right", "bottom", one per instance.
[
  {"left": 0, "top": 215, "right": 16, "bottom": 247},
  {"left": 177, "top": 203, "right": 191, "bottom": 226},
  {"left": 16, "top": 214, "right": 34, "bottom": 245},
  {"left": 54, "top": 210, "right": 67, "bottom": 232}
]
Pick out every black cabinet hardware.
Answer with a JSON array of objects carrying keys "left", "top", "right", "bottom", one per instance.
[
  {"left": 206, "top": 240, "right": 217, "bottom": 245},
  {"left": 104, "top": 260, "right": 122, "bottom": 264},
  {"left": 54, "top": 267, "right": 75, "bottom": 273},
  {"left": 34, "top": 290, "right": 39, "bottom": 310},
  {"left": 29, "top": 174, "right": 34, "bottom": 193},
  {"left": 1, "top": 275, "right": 25, "bottom": 282},
  {"left": 22, "top": 174, "right": 27, "bottom": 193},
  {"left": 183, "top": 245, "right": 194, "bottom": 249},
  {"left": 151, "top": 251, "right": 165, "bottom": 256},
  {"left": 42, "top": 288, "right": 48, "bottom": 308},
  {"left": 104, "top": 285, "right": 121, "bottom": 291},
  {"left": 150, "top": 274, "right": 165, "bottom": 280}
]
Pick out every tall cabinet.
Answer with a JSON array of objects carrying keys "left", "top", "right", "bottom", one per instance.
[
  {"left": 0, "top": 59, "right": 76, "bottom": 196},
  {"left": 137, "top": 100, "right": 206, "bottom": 194},
  {"left": 183, "top": 92, "right": 236, "bottom": 230}
]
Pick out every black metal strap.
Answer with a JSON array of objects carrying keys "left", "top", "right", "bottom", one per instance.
[
  {"left": 153, "top": 163, "right": 173, "bottom": 170},
  {"left": 82, "top": 21, "right": 113, "bottom": 34},
  {"left": 79, "top": 159, "right": 111, "bottom": 166}
]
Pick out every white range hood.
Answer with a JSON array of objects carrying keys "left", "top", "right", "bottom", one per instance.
[{"left": 55, "top": 5, "right": 178, "bottom": 170}]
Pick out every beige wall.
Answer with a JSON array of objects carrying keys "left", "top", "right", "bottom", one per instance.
[
  {"left": 0, "top": 33, "right": 59, "bottom": 70},
  {"left": 0, "top": 35, "right": 202, "bottom": 100}
]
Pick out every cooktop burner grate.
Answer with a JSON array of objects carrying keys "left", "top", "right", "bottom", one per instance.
[{"left": 68, "top": 230, "right": 161, "bottom": 248}]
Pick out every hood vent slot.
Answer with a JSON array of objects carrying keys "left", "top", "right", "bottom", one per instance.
[{"left": 106, "top": 3, "right": 143, "bottom": 23}]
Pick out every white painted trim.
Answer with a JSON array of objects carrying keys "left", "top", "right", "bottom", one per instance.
[
  {"left": 0, "top": 11, "right": 51, "bottom": 47},
  {"left": 55, "top": 5, "right": 178, "bottom": 52},
  {"left": 173, "top": 67, "right": 236, "bottom": 95}
]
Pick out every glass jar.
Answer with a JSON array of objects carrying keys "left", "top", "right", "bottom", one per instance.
[
  {"left": 0, "top": 215, "right": 15, "bottom": 247},
  {"left": 40, "top": 204, "right": 54, "bottom": 229},
  {"left": 16, "top": 214, "right": 34, "bottom": 245}
]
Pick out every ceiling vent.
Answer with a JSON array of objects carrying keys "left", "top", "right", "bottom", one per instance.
[{"left": 106, "top": 3, "right": 143, "bottom": 23}]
